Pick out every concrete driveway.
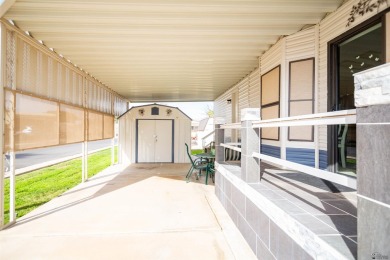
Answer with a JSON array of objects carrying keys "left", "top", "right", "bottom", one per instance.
[{"left": 0, "top": 163, "right": 255, "bottom": 260}]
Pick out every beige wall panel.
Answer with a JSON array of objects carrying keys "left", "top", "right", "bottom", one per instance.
[
  {"left": 289, "top": 101, "right": 313, "bottom": 141},
  {"left": 59, "top": 104, "right": 84, "bottom": 144},
  {"left": 249, "top": 68, "right": 261, "bottom": 108},
  {"left": 103, "top": 114, "right": 114, "bottom": 139},
  {"left": 289, "top": 126, "right": 313, "bottom": 141},
  {"left": 290, "top": 59, "right": 314, "bottom": 100},
  {"left": 261, "top": 66, "right": 280, "bottom": 106},
  {"left": 289, "top": 101, "right": 313, "bottom": 116},
  {"left": 261, "top": 105, "right": 279, "bottom": 140},
  {"left": 15, "top": 94, "right": 59, "bottom": 151},
  {"left": 88, "top": 111, "right": 103, "bottom": 141}
]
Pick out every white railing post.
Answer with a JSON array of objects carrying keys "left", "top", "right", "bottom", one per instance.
[
  {"left": 214, "top": 117, "right": 225, "bottom": 163},
  {"left": 241, "top": 108, "right": 261, "bottom": 183}
]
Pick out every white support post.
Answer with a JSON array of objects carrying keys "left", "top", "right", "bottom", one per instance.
[
  {"left": 6, "top": 91, "right": 16, "bottom": 224},
  {"left": 214, "top": 117, "right": 226, "bottom": 163},
  {"left": 241, "top": 108, "right": 261, "bottom": 183},
  {"left": 9, "top": 152, "right": 15, "bottom": 222}
]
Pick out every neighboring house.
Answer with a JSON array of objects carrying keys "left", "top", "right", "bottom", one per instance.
[{"left": 191, "top": 118, "right": 215, "bottom": 150}]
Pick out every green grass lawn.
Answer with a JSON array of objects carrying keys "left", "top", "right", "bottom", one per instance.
[
  {"left": 191, "top": 149, "right": 204, "bottom": 155},
  {"left": 3, "top": 147, "right": 116, "bottom": 225}
]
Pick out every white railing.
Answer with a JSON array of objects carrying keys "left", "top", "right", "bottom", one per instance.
[
  {"left": 219, "top": 109, "right": 357, "bottom": 189},
  {"left": 252, "top": 109, "right": 356, "bottom": 128},
  {"left": 221, "top": 143, "right": 242, "bottom": 152},
  {"left": 221, "top": 122, "right": 241, "bottom": 129}
]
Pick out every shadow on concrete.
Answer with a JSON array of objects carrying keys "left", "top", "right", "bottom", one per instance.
[
  {"left": 260, "top": 164, "right": 357, "bottom": 259},
  {"left": 7, "top": 163, "right": 212, "bottom": 229}
]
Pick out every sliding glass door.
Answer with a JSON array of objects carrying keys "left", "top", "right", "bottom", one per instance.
[{"left": 329, "top": 19, "right": 384, "bottom": 176}]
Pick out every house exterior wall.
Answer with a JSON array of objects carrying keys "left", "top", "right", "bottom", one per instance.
[
  {"left": 214, "top": 0, "right": 390, "bottom": 169},
  {"left": 249, "top": 68, "right": 261, "bottom": 108},
  {"left": 118, "top": 105, "right": 191, "bottom": 164}
]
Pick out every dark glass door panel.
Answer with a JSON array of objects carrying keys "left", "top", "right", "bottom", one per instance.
[{"left": 332, "top": 22, "right": 383, "bottom": 176}]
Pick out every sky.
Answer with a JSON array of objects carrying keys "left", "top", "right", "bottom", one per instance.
[{"left": 130, "top": 101, "right": 214, "bottom": 121}]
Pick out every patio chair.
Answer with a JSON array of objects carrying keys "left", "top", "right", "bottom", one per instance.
[{"left": 185, "top": 143, "right": 211, "bottom": 184}]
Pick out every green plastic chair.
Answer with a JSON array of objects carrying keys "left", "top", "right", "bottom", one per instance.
[{"left": 185, "top": 143, "right": 211, "bottom": 184}]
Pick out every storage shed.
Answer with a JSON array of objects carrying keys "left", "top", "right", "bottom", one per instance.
[{"left": 118, "top": 104, "right": 192, "bottom": 164}]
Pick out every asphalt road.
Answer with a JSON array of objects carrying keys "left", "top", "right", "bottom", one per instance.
[{"left": 7, "top": 139, "right": 115, "bottom": 169}]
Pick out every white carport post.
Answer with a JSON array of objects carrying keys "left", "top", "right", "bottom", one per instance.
[
  {"left": 1, "top": 22, "right": 16, "bottom": 227},
  {"left": 8, "top": 146, "right": 15, "bottom": 223},
  {"left": 6, "top": 88, "right": 15, "bottom": 224},
  {"left": 1, "top": 21, "right": 16, "bottom": 227}
]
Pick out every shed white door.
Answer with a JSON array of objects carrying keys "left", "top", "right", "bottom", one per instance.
[{"left": 137, "top": 120, "right": 173, "bottom": 163}]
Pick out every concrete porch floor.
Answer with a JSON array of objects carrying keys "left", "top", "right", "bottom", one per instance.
[{"left": 0, "top": 163, "right": 256, "bottom": 259}]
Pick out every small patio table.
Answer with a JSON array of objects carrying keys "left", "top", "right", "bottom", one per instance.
[{"left": 195, "top": 152, "right": 215, "bottom": 184}]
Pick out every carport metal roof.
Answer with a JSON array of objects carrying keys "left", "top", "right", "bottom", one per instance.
[{"left": 2, "top": 0, "right": 343, "bottom": 102}]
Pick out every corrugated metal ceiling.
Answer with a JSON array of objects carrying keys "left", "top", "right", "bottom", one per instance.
[{"left": 4, "top": 0, "right": 343, "bottom": 102}]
